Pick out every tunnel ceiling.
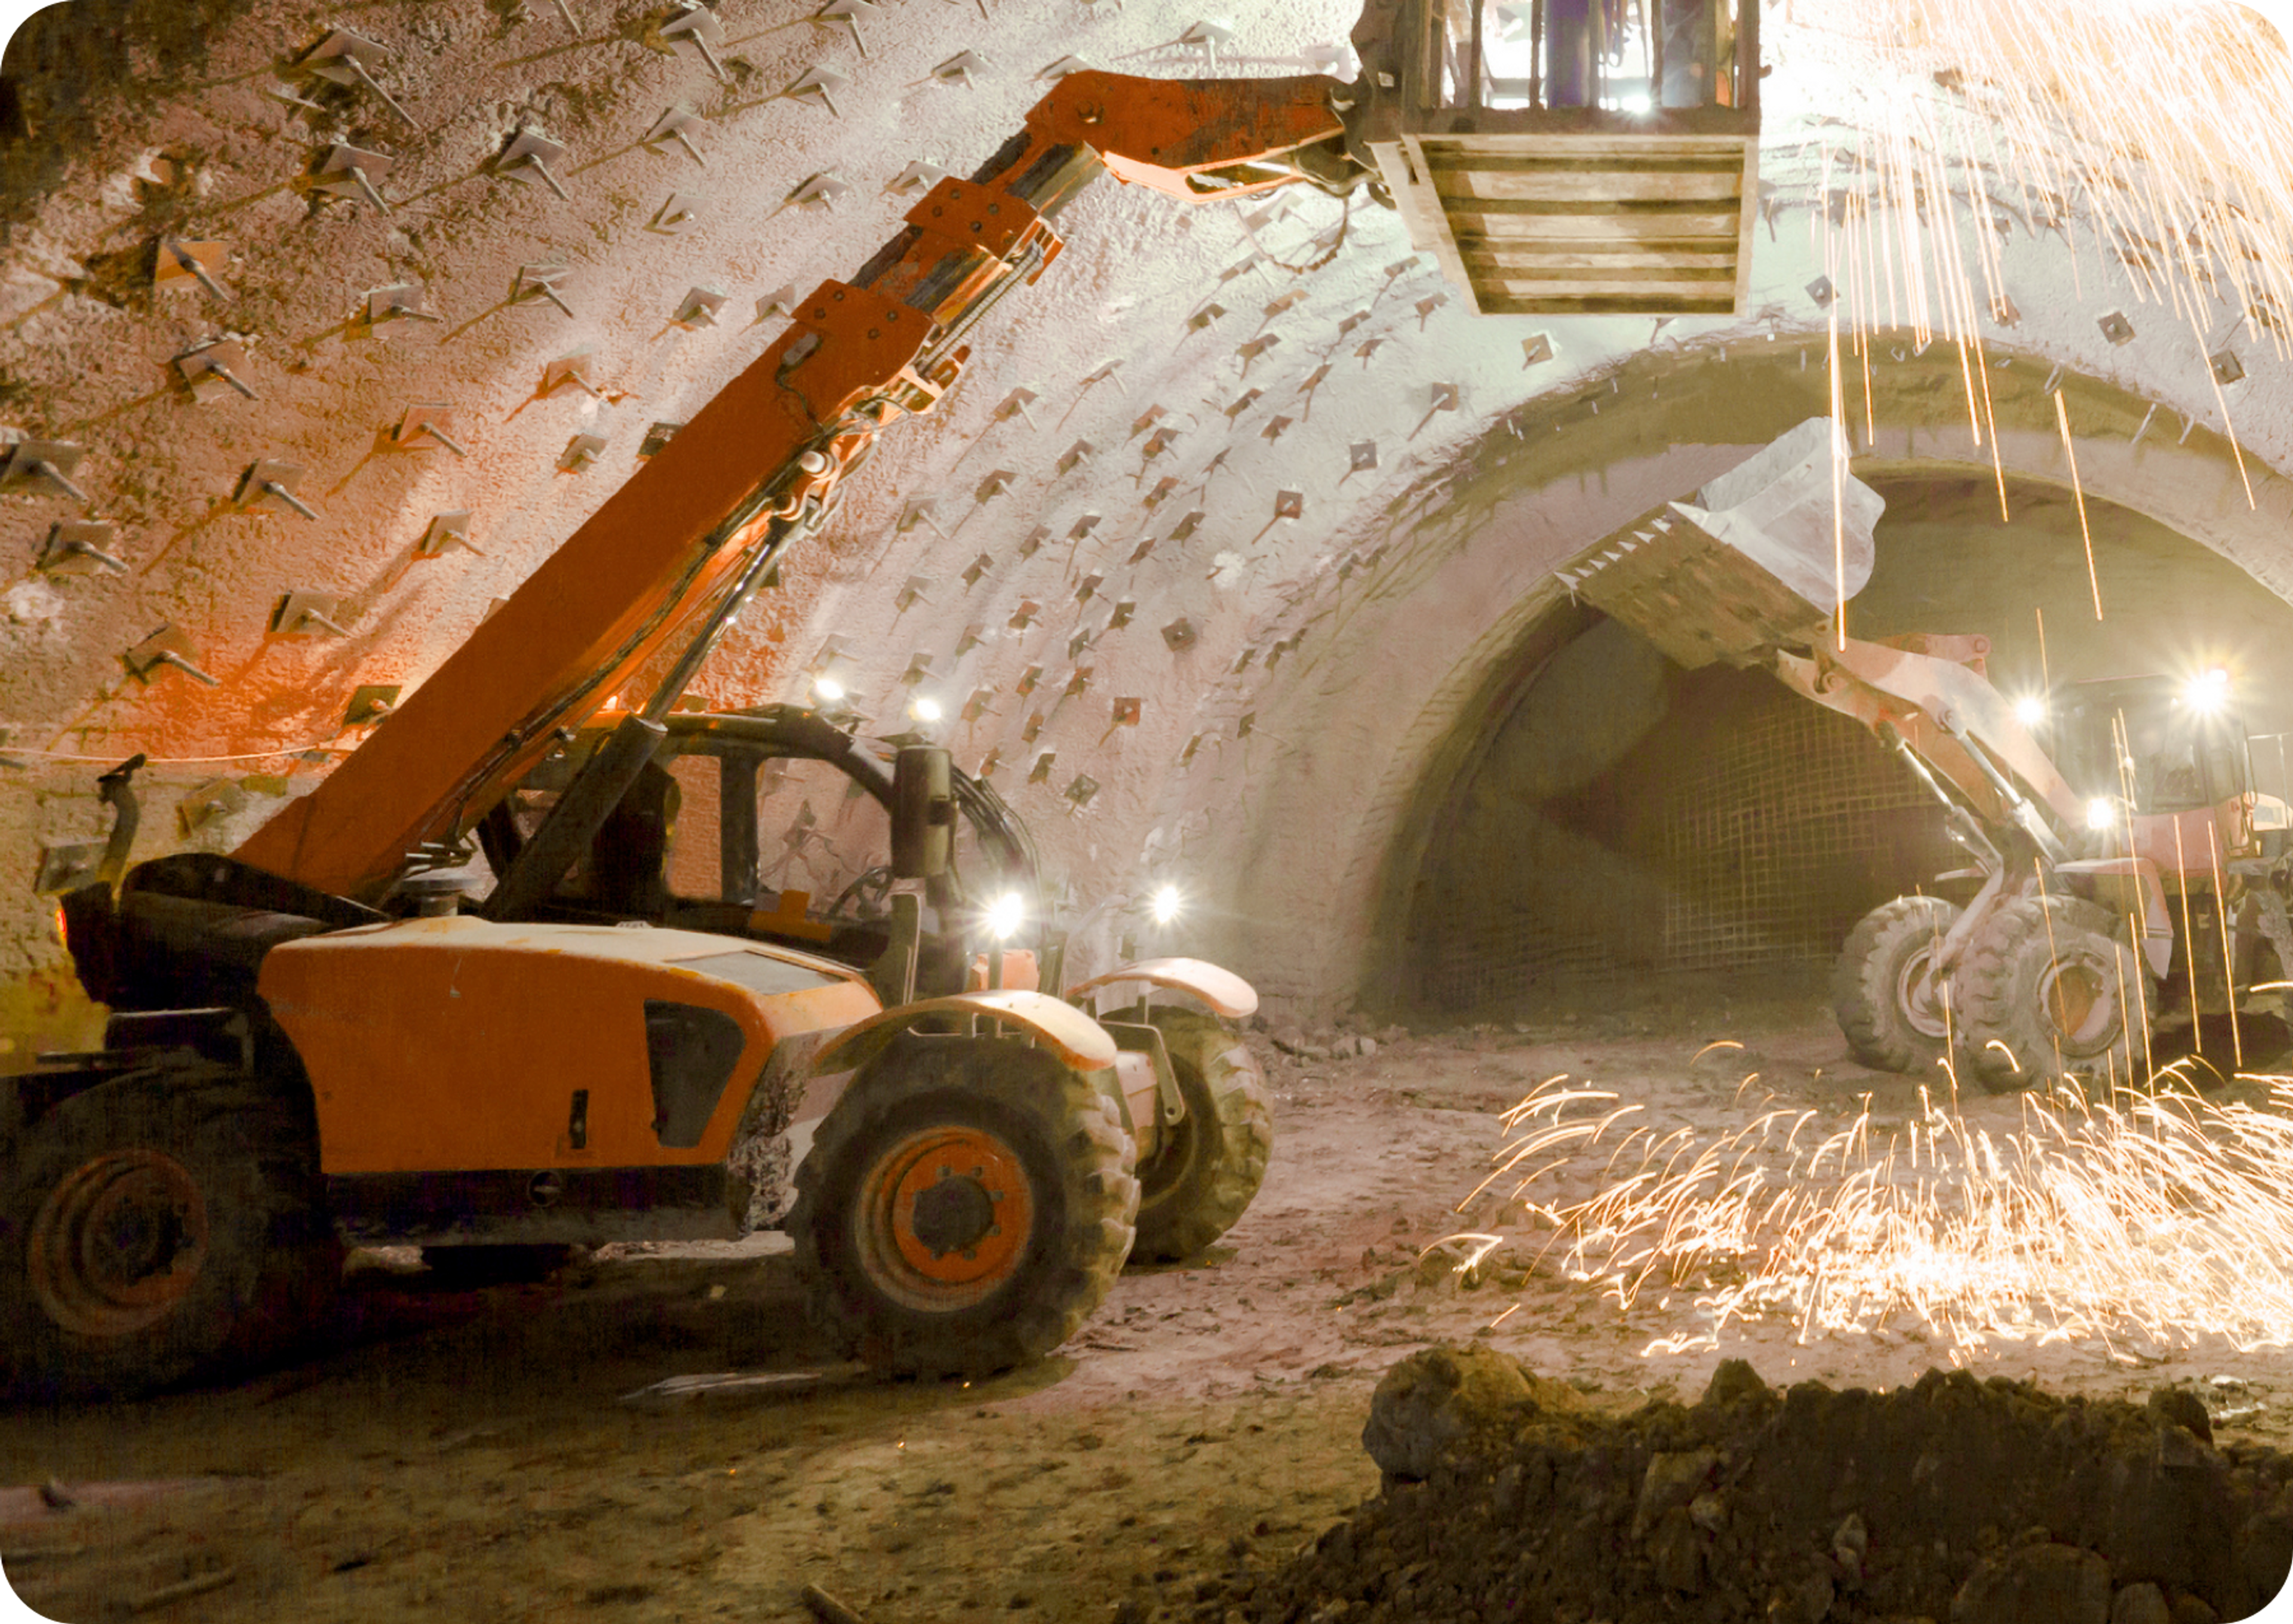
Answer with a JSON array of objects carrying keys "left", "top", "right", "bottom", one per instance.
[{"left": 5, "top": 0, "right": 2293, "bottom": 1020}]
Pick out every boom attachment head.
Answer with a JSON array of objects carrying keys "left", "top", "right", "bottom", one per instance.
[{"left": 1346, "top": 0, "right": 1762, "bottom": 315}]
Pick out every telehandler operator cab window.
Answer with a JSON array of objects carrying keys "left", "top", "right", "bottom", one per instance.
[{"left": 650, "top": 751, "right": 905, "bottom": 942}]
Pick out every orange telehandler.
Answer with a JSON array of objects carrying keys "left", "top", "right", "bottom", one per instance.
[
  {"left": 13, "top": 71, "right": 1354, "bottom": 1400},
  {"left": 1557, "top": 420, "right": 2293, "bottom": 1093},
  {"left": 9, "top": 0, "right": 1766, "bottom": 1397}
]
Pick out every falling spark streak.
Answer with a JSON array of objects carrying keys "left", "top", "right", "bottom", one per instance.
[
  {"left": 1496, "top": 1075, "right": 1581, "bottom": 1127},
  {"left": 2175, "top": 813, "right": 2203, "bottom": 1053},
  {"left": 2206, "top": 818, "right": 2245, "bottom": 1068},
  {"left": 2052, "top": 389, "right": 2104, "bottom": 620}
]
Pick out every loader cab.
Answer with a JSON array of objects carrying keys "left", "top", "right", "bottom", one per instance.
[
  {"left": 478, "top": 707, "right": 1050, "bottom": 998},
  {"left": 2051, "top": 672, "right": 2286, "bottom": 867},
  {"left": 2054, "top": 674, "right": 2251, "bottom": 814}
]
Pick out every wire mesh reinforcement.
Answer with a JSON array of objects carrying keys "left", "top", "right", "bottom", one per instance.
[
  {"left": 1416, "top": 688, "right": 1954, "bottom": 1011},
  {"left": 1660, "top": 697, "right": 1953, "bottom": 971}
]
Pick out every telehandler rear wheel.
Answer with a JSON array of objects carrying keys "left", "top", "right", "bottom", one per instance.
[
  {"left": 1129, "top": 1010, "right": 1273, "bottom": 1263},
  {"left": 1958, "top": 895, "right": 2151, "bottom": 1093},
  {"left": 1832, "top": 895, "right": 1961, "bottom": 1075},
  {"left": 788, "top": 1036, "right": 1139, "bottom": 1377},
  {"left": 0, "top": 1063, "right": 337, "bottom": 1399}
]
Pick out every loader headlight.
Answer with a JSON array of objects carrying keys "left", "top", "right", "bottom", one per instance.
[
  {"left": 2184, "top": 667, "right": 2230, "bottom": 714},
  {"left": 812, "top": 673, "right": 847, "bottom": 703},
  {"left": 986, "top": 891, "right": 1025, "bottom": 942},
  {"left": 1151, "top": 884, "right": 1183, "bottom": 925},
  {"left": 2086, "top": 797, "right": 2117, "bottom": 832},
  {"left": 2012, "top": 694, "right": 2047, "bottom": 727}
]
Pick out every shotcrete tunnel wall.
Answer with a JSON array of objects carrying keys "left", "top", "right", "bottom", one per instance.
[{"left": 14, "top": 2, "right": 2293, "bottom": 1044}]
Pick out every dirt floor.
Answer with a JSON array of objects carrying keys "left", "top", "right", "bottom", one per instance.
[{"left": 4, "top": 978, "right": 2293, "bottom": 1624}]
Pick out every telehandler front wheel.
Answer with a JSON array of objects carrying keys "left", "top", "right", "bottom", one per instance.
[
  {"left": 0, "top": 1064, "right": 337, "bottom": 1400},
  {"left": 1832, "top": 895, "right": 1962, "bottom": 1075},
  {"left": 788, "top": 1036, "right": 1139, "bottom": 1377},
  {"left": 1958, "top": 895, "right": 2151, "bottom": 1093},
  {"left": 1129, "top": 1010, "right": 1274, "bottom": 1264}
]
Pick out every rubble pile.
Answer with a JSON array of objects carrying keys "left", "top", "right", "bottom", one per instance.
[{"left": 1185, "top": 1345, "right": 2293, "bottom": 1624}]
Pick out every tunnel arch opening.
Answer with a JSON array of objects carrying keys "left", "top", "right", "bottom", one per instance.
[
  {"left": 1372, "top": 468, "right": 2293, "bottom": 1023},
  {"left": 1171, "top": 341, "right": 2293, "bottom": 1019}
]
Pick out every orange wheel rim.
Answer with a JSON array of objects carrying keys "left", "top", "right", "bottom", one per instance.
[
  {"left": 1897, "top": 944, "right": 1951, "bottom": 1041},
  {"left": 2043, "top": 960, "right": 2108, "bottom": 1047},
  {"left": 27, "top": 1150, "right": 209, "bottom": 1336},
  {"left": 857, "top": 1125, "right": 1034, "bottom": 1311}
]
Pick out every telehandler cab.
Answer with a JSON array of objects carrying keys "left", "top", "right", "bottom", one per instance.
[{"left": 486, "top": 705, "right": 1279, "bottom": 1274}]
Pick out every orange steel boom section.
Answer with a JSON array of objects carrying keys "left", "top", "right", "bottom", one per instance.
[
  {"left": 1026, "top": 72, "right": 1350, "bottom": 199},
  {"left": 236, "top": 73, "right": 1347, "bottom": 902}
]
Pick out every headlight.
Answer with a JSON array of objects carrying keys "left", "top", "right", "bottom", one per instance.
[
  {"left": 2086, "top": 797, "right": 2116, "bottom": 832},
  {"left": 911, "top": 695, "right": 943, "bottom": 723},
  {"left": 2012, "top": 695, "right": 2046, "bottom": 727},
  {"left": 1151, "top": 884, "right": 1182, "bottom": 925},
  {"left": 985, "top": 891, "right": 1025, "bottom": 941},
  {"left": 812, "top": 673, "right": 847, "bottom": 703},
  {"left": 2184, "top": 667, "right": 2230, "bottom": 713}
]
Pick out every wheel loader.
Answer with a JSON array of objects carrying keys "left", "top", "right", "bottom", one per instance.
[{"left": 1554, "top": 418, "right": 2293, "bottom": 1093}]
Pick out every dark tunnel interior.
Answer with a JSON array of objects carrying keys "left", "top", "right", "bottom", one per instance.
[{"left": 1392, "top": 472, "right": 2293, "bottom": 1020}]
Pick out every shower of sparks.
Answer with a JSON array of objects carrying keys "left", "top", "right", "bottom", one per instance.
[
  {"left": 1429, "top": 0, "right": 2293, "bottom": 1371},
  {"left": 1806, "top": 0, "right": 2293, "bottom": 558},
  {"left": 1447, "top": 1070, "right": 2293, "bottom": 1362}
]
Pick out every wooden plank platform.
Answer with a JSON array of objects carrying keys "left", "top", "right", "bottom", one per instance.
[{"left": 1372, "top": 116, "right": 1759, "bottom": 317}]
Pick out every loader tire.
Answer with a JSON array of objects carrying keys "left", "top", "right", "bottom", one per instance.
[
  {"left": 1957, "top": 896, "right": 2150, "bottom": 1093},
  {"left": 789, "top": 1035, "right": 1139, "bottom": 1377},
  {"left": 1832, "top": 895, "right": 1961, "bottom": 1075},
  {"left": 0, "top": 1063, "right": 337, "bottom": 1400},
  {"left": 1129, "top": 1010, "right": 1274, "bottom": 1263}
]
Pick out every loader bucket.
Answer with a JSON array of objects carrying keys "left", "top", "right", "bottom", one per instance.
[{"left": 1554, "top": 417, "right": 1885, "bottom": 669}]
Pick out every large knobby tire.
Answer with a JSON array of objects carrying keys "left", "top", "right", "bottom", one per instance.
[
  {"left": 1129, "top": 1010, "right": 1274, "bottom": 1264},
  {"left": 788, "top": 1035, "right": 1139, "bottom": 1377},
  {"left": 0, "top": 1063, "right": 338, "bottom": 1400},
  {"left": 1958, "top": 896, "right": 2151, "bottom": 1093},
  {"left": 1832, "top": 895, "right": 1962, "bottom": 1075}
]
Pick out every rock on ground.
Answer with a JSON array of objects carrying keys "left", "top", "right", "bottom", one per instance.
[{"left": 1187, "top": 1346, "right": 2293, "bottom": 1624}]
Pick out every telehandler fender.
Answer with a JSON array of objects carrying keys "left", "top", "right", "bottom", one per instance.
[
  {"left": 807, "top": 991, "right": 1119, "bottom": 1082},
  {"left": 1066, "top": 957, "right": 1259, "bottom": 1021}
]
